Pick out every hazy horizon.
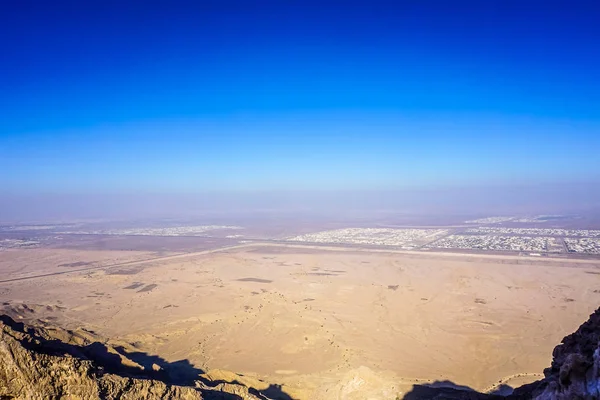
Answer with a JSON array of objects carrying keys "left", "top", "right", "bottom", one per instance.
[
  {"left": 2, "top": 182, "right": 600, "bottom": 223},
  {"left": 2, "top": 1, "right": 600, "bottom": 209}
]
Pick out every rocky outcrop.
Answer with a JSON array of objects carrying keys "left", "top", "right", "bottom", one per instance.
[
  {"left": 0, "top": 316, "right": 203, "bottom": 399},
  {"left": 4, "top": 308, "right": 600, "bottom": 399},
  {"left": 0, "top": 315, "right": 270, "bottom": 399},
  {"left": 521, "top": 307, "right": 600, "bottom": 399},
  {"left": 400, "top": 307, "right": 600, "bottom": 399}
]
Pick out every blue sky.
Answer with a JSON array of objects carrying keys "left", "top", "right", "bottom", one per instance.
[{"left": 1, "top": 1, "right": 599, "bottom": 193}]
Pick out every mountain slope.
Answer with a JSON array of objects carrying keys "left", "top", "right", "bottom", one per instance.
[
  {"left": 0, "top": 315, "right": 269, "bottom": 400},
  {"left": 3, "top": 307, "right": 600, "bottom": 399}
]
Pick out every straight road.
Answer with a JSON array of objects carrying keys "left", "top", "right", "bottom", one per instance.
[{"left": 2, "top": 241, "right": 599, "bottom": 285}]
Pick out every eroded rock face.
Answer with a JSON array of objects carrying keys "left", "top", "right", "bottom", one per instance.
[
  {"left": 0, "top": 316, "right": 204, "bottom": 400},
  {"left": 394, "top": 307, "right": 600, "bottom": 399},
  {"left": 0, "top": 315, "right": 270, "bottom": 400},
  {"left": 525, "top": 308, "right": 600, "bottom": 399},
  {"left": 4, "top": 308, "right": 600, "bottom": 400}
]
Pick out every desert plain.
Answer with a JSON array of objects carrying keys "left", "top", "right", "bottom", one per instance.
[{"left": 1, "top": 243, "right": 600, "bottom": 399}]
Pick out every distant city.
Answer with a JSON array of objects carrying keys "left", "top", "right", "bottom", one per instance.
[
  {"left": 427, "top": 235, "right": 562, "bottom": 253},
  {"left": 564, "top": 238, "right": 600, "bottom": 254},
  {"left": 56, "top": 225, "right": 242, "bottom": 236},
  {"left": 283, "top": 215, "right": 600, "bottom": 255},
  {"left": 465, "top": 227, "right": 600, "bottom": 237},
  {"left": 0, "top": 238, "right": 40, "bottom": 250},
  {"left": 287, "top": 228, "right": 448, "bottom": 249},
  {"left": 1, "top": 216, "right": 600, "bottom": 255},
  {"left": 465, "top": 215, "right": 574, "bottom": 224}
]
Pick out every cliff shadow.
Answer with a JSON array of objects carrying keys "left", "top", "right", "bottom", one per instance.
[
  {"left": 0, "top": 314, "right": 204, "bottom": 387},
  {"left": 403, "top": 380, "right": 509, "bottom": 399},
  {"left": 113, "top": 345, "right": 203, "bottom": 386},
  {"left": 195, "top": 378, "right": 294, "bottom": 400},
  {"left": 1, "top": 315, "right": 292, "bottom": 400},
  {"left": 260, "top": 384, "right": 294, "bottom": 400}
]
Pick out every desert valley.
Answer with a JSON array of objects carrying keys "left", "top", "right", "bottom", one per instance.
[{"left": 2, "top": 218, "right": 600, "bottom": 399}]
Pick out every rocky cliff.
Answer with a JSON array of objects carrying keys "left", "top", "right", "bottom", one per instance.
[
  {"left": 403, "top": 307, "right": 600, "bottom": 399},
  {"left": 517, "top": 307, "right": 600, "bottom": 399},
  {"left": 0, "top": 315, "right": 273, "bottom": 399},
  {"left": 3, "top": 308, "right": 600, "bottom": 400}
]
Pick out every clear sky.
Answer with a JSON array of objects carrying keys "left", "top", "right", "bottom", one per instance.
[{"left": 2, "top": 0, "right": 599, "bottom": 193}]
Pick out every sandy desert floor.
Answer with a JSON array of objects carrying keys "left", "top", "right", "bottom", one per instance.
[{"left": 1, "top": 243, "right": 600, "bottom": 399}]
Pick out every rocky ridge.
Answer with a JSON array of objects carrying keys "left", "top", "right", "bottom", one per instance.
[
  {"left": 3, "top": 307, "right": 600, "bottom": 399},
  {"left": 0, "top": 314, "right": 281, "bottom": 399},
  {"left": 404, "top": 307, "right": 600, "bottom": 399},
  {"left": 521, "top": 306, "right": 600, "bottom": 399}
]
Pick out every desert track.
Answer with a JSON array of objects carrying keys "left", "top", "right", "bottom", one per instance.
[
  {"left": 2, "top": 241, "right": 599, "bottom": 284},
  {"left": 1, "top": 241, "right": 598, "bottom": 398},
  {"left": 0, "top": 243, "right": 253, "bottom": 284}
]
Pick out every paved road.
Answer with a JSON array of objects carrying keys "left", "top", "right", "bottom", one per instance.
[
  {"left": 2, "top": 241, "right": 599, "bottom": 284},
  {"left": 0, "top": 243, "right": 256, "bottom": 284}
]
